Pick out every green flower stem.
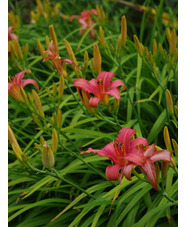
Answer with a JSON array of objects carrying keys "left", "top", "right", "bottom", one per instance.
[{"left": 27, "top": 162, "right": 96, "bottom": 200}]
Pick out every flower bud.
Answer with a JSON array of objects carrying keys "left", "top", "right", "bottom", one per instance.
[
  {"left": 32, "top": 89, "right": 45, "bottom": 117},
  {"left": 20, "top": 86, "right": 29, "bottom": 105},
  {"left": 172, "top": 139, "right": 178, "bottom": 156},
  {"left": 52, "top": 129, "right": 58, "bottom": 155},
  {"left": 163, "top": 126, "right": 173, "bottom": 153},
  {"left": 49, "top": 24, "right": 59, "bottom": 54},
  {"left": 166, "top": 89, "right": 174, "bottom": 116},
  {"left": 121, "top": 16, "right": 127, "bottom": 48},
  {"left": 133, "top": 35, "right": 144, "bottom": 57},
  {"left": 58, "top": 75, "right": 64, "bottom": 99},
  {"left": 98, "top": 26, "right": 106, "bottom": 47},
  {"left": 42, "top": 142, "right": 55, "bottom": 169},
  {"left": 37, "top": 39, "right": 47, "bottom": 59},
  {"left": 153, "top": 39, "right": 157, "bottom": 57},
  {"left": 40, "top": 136, "right": 45, "bottom": 145},
  {"left": 45, "top": 35, "right": 50, "bottom": 50},
  {"left": 12, "top": 39, "right": 23, "bottom": 60},
  {"left": 93, "top": 43, "right": 102, "bottom": 75}
]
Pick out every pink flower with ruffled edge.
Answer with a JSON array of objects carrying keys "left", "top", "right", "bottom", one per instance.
[
  {"left": 81, "top": 127, "right": 171, "bottom": 190},
  {"left": 69, "top": 9, "right": 97, "bottom": 38},
  {"left": 8, "top": 69, "right": 39, "bottom": 102},
  {"left": 8, "top": 27, "right": 18, "bottom": 42},
  {"left": 73, "top": 71, "right": 125, "bottom": 107}
]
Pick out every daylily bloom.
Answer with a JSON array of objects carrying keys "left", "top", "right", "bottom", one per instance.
[
  {"left": 73, "top": 71, "right": 125, "bottom": 107},
  {"left": 8, "top": 69, "right": 39, "bottom": 103},
  {"left": 81, "top": 127, "right": 171, "bottom": 190},
  {"left": 8, "top": 27, "right": 18, "bottom": 42},
  {"left": 43, "top": 41, "right": 79, "bottom": 78},
  {"left": 81, "top": 127, "right": 147, "bottom": 181},
  {"left": 70, "top": 9, "right": 97, "bottom": 38}
]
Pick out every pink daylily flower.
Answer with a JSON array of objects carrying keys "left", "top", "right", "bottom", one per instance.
[
  {"left": 8, "top": 69, "right": 39, "bottom": 103},
  {"left": 81, "top": 127, "right": 171, "bottom": 190},
  {"left": 81, "top": 127, "right": 147, "bottom": 181},
  {"left": 43, "top": 41, "right": 79, "bottom": 77},
  {"left": 8, "top": 27, "right": 18, "bottom": 42},
  {"left": 70, "top": 9, "right": 97, "bottom": 38},
  {"left": 73, "top": 71, "right": 125, "bottom": 107}
]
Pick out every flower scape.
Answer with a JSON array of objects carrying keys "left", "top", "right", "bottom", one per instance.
[{"left": 8, "top": 0, "right": 178, "bottom": 226}]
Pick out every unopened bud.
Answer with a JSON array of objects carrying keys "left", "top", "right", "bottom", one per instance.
[
  {"left": 161, "top": 161, "right": 169, "bottom": 187},
  {"left": 12, "top": 39, "right": 23, "bottom": 60},
  {"left": 58, "top": 75, "right": 64, "bottom": 99},
  {"left": 42, "top": 142, "right": 55, "bottom": 169},
  {"left": 163, "top": 126, "right": 173, "bottom": 153},
  {"left": 12, "top": 143, "right": 23, "bottom": 162},
  {"left": 36, "top": 0, "right": 44, "bottom": 15},
  {"left": 32, "top": 113, "right": 41, "bottom": 126},
  {"left": 166, "top": 89, "right": 174, "bottom": 116},
  {"left": 52, "top": 129, "right": 58, "bottom": 154},
  {"left": 133, "top": 35, "right": 144, "bottom": 57},
  {"left": 116, "top": 37, "right": 121, "bottom": 52},
  {"left": 93, "top": 43, "right": 102, "bottom": 75},
  {"left": 40, "top": 136, "right": 45, "bottom": 145},
  {"left": 49, "top": 24, "right": 59, "bottom": 54},
  {"left": 153, "top": 39, "right": 157, "bottom": 57},
  {"left": 169, "top": 157, "right": 176, "bottom": 167},
  {"left": 98, "top": 26, "right": 106, "bottom": 47},
  {"left": 172, "top": 139, "right": 178, "bottom": 156},
  {"left": 121, "top": 16, "right": 127, "bottom": 48},
  {"left": 20, "top": 86, "right": 29, "bottom": 105},
  {"left": 37, "top": 39, "right": 47, "bottom": 59},
  {"left": 158, "top": 43, "right": 164, "bottom": 56},
  {"left": 45, "top": 35, "right": 50, "bottom": 50},
  {"left": 32, "top": 89, "right": 45, "bottom": 117},
  {"left": 53, "top": 83, "right": 57, "bottom": 97}
]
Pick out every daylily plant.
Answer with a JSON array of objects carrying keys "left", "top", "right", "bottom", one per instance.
[
  {"left": 43, "top": 41, "right": 79, "bottom": 78},
  {"left": 8, "top": 69, "right": 39, "bottom": 103},
  {"left": 81, "top": 127, "right": 171, "bottom": 190},
  {"left": 73, "top": 71, "right": 125, "bottom": 107},
  {"left": 8, "top": 27, "right": 18, "bottom": 42},
  {"left": 70, "top": 9, "right": 97, "bottom": 38}
]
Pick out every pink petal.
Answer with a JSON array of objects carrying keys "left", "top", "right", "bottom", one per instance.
[
  {"left": 97, "top": 72, "right": 114, "bottom": 90},
  {"left": 104, "top": 88, "right": 121, "bottom": 100},
  {"left": 105, "top": 164, "right": 121, "bottom": 181},
  {"left": 91, "top": 9, "right": 98, "bottom": 15},
  {"left": 116, "top": 128, "right": 136, "bottom": 152},
  {"left": 61, "top": 59, "right": 80, "bottom": 70},
  {"left": 142, "top": 159, "right": 157, "bottom": 190},
  {"left": 123, "top": 163, "right": 136, "bottom": 181},
  {"left": 89, "top": 97, "right": 101, "bottom": 107},
  {"left": 110, "top": 80, "right": 125, "bottom": 89},
  {"left": 81, "top": 142, "right": 118, "bottom": 163},
  {"left": 143, "top": 144, "right": 156, "bottom": 158},
  {"left": 49, "top": 41, "right": 57, "bottom": 54},
  {"left": 131, "top": 137, "right": 148, "bottom": 148},
  {"left": 124, "top": 149, "right": 146, "bottom": 166},
  {"left": 14, "top": 69, "right": 31, "bottom": 85},
  {"left": 43, "top": 56, "right": 53, "bottom": 62},
  {"left": 150, "top": 150, "right": 171, "bottom": 163},
  {"left": 73, "top": 78, "right": 95, "bottom": 93},
  {"left": 8, "top": 83, "right": 13, "bottom": 91},
  {"left": 10, "top": 33, "right": 18, "bottom": 41},
  {"left": 69, "top": 15, "right": 79, "bottom": 22},
  {"left": 22, "top": 79, "right": 39, "bottom": 90}
]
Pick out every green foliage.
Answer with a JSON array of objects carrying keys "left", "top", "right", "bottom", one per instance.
[{"left": 8, "top": 0, "right": 178, "bottom": 226}]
